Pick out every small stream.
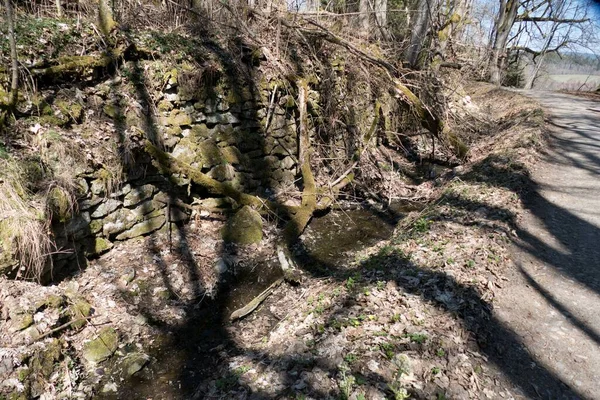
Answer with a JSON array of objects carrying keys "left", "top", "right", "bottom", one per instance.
[{"left": 99, "top": 201, "right": 421, "bottom": 399}]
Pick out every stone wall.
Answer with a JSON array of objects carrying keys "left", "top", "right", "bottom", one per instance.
[
  {"left": 49, "top": 66, "right": 309, "bottom": 272},
  {"left": 52, "top": 174, "right": 190, "bottom": 271}
]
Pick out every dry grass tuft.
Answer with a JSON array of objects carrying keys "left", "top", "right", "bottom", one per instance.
[
  {"left": 0, "top": 129, "right": 87, "bottom": 281},
  {"left": 0, "top": 161, "right": 55, "bottom": 280}
]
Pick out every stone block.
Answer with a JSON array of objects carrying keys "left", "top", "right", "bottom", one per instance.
[
  {"left": 63, "top": 212, "right": 91, "bottom": 240},
  {"left": 91, "top": 199, "right": 122, "bottom": 218},
  {"left": 115, "top": 215, "right": 166, "bottom": 240},
  {"left": 123, "top": 184, "right": 157, "bottom": 207},
  {"left": 221, "top": 206, "right": 263, "bottom": 244}
]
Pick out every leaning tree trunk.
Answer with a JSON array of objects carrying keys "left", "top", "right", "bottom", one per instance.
[
  {"left": 56, "top": 0, "right": 62, "bottom": 17},
  {"left": 4, "top": 0, "right": 18, "bottom": 109},
  {"left": 98, "top": 0, "right": 116, "bottom": 36},
  {"left": 489, "top": 0, "right": 518, "bottom": 85}
]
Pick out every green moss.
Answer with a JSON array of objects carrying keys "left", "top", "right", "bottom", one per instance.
[
  {"left": 198, "top": 140, "right": 225, "bottom": 168},
  {"left": 222, "top": 206, "right": 263, "bottom": 244},
  {"left": 157, "top": 99, "right": 174, "bottom": 112},
  {"left": 17, "top": 367, "right": 30, "bottom": 382},
  {"left": 165, "top": 109, "right": 192, "bottom": 126},
  {"left": 166, "top": 68, "right": 178, "bottom": 86},
  {"left": 13, "top": 313, "right": 34, "bottom": 331},
  {"left": 125, "top": 110, "right": 141, "bottom": 127},
  {"left": 120, "top": 353, "right": 150, "bottom": 377},
  {"left": 30, "top": 339, "right": 62, "bottom": 379},
  {"left": 450, "top": 13, "right": 462, "bottom": 24},
  {"left": 83, "top": 327, "right": 118, "bottom": 363},
  {"left": 283, "top": 95, "right": 296, "bottom": 108},
  {"left": 68, "top": 297, "right": 92, "bottom": 329},
  {"left": 56, "top": 99, "right": 83, "bottom": 123},
  {"left": 98, "top": 0, "right": 116, "bottom": 36},
  {"left": 47, "top": 186, "right": 72, "bottom": 222},
  {"left": 32, "top": 54, "right": 115, "bottom": 79},
  {"left": 103, "top": 103, "right": 120, "bottom": 119},
  {"left": 86, "top": 237, "right": 113, "bottom": 256},
  {"left": 35, "top": 294, "right": 65, "bottom": 310},
  {"left": 89, "top": 220, "right": 103, "bottom": 234},
  {"left": 220, "top": 146, "right": 243, "bottom": 165},
  {"left": 190, "top": 124, "right": 210, "bottom": 140}
]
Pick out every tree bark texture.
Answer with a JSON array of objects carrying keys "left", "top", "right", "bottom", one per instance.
[
  {"left": 405, "top": 0, "right": 430, "bottom": 68},
  {"left": 489, "top": 0, "right": 519, "bottom": 85}
]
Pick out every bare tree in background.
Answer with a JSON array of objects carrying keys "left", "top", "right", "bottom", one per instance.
[
  {"left": 434, "top": 0, "right": 473, "bottom": 64},
  {"left": 374, "top": 0, "right": 389, "bottom": 38},
  {"left": 404, "top": 0, "right": 431, "bottom": 67},
  {"left": 358, "top": 0, "right": 371, "bottom": 34},
  {"left": 489, "top": 0, "right": 593, "bottom": 85},
  {"left": 489, "top": 0, "right": 519, "bottom": 84}
]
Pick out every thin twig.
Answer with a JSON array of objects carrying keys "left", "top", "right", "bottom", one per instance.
[{"left": 27, "top": 315, "right": 98, "bottom": 344}]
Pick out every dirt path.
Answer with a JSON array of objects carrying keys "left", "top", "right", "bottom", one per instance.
[{"left": 495, "top": 91, "right": 600, "bottom": 399}]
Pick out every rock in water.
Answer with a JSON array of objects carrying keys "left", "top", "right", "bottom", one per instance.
[{"left": 221, "top": 205, "right": 263, "bottom": 245}]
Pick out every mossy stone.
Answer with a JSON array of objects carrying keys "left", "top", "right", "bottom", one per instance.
[
  {"left": 220, "top": 146, "right": 243, "bottom": 165},
  {"left": 198, "top": 140, "right": 224, "bottom": 168},
  {"left": 68, "top": 297, "right": 92, "bottom": 329},
  {"left": 120, "top": 353, "right": 150, "bottom": 377},
  {"left": 222, "top": 206, "right": 263, "bottom": 245},
  {"left": 35, "top": 294, "right": 65, "bottom": 310},
  {"left": 190, "top": 124, "right": 210, "bottom": 140},
  {"left": 103, "top": 103, "right": 120, "bottom": 119},
  {"left": 123, "top": 184, "right": 156, "bottom": 207},
  {"left": 29, "top": 339, "right": 62, "bottom": 396},
  {"left": 157, "top": 99, "right": 174, "bottom": 112},
  {"left": 83, "top": 327, "right": 118, "bottom": 363},
  {"left": 85, "top": 237, "right": 113, "bottom": 256},
  {"left": 56, "top": 99, "right": 83, "bottom": 123},
  {"left": 17, "top": 367, "right": 30, "bottom": 382},
  {"left": 114, "top": 215, "right": 166, "bottom": 241},
  {"left": 12, "top": 313, "right": 34, "bottom": 331},
  {"left": 89, "top": 220, "right": 103, "bottom": 235},
  {"left": 166, "top": 109, "right": 192, "bottom": 126}
]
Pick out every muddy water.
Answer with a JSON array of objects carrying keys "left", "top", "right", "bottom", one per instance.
[
  {"left": 99, "top": 202, "right": 418, "bottom": 399},
  {"left": 299, "top": 208, "right": 397, "bottom": 268}
]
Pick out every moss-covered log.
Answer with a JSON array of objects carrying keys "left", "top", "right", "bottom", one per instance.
[
  {"left": 145, "top": 141, "right": 265, "bottom": 209},
  {"left": 30, "top": 53, "right": 120, "bottom": 82},
  {"left": 282, "top": 81, "right": 317, "bottom": 243}
]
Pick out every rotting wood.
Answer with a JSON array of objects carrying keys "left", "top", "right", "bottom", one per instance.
[
  {"left": 230, "top": 245, "right": 303, "bottom": 321},
  {"left": 229, "top": 277, "right": 284, "bottom": 321},
  {"left": 30, "top": 52, "right": 122, "bottom": 81}
]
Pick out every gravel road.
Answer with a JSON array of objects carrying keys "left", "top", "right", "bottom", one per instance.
[{"left": 496, "top": 91, "right": 600, "bottom": 399}]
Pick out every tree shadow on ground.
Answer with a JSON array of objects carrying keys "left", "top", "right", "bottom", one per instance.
[
  {"left": 87, "top": 15, "right": 595, "bottom": 400},
  {"left": 106, "top": 151, "right": 587, "bottom": 399}
]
